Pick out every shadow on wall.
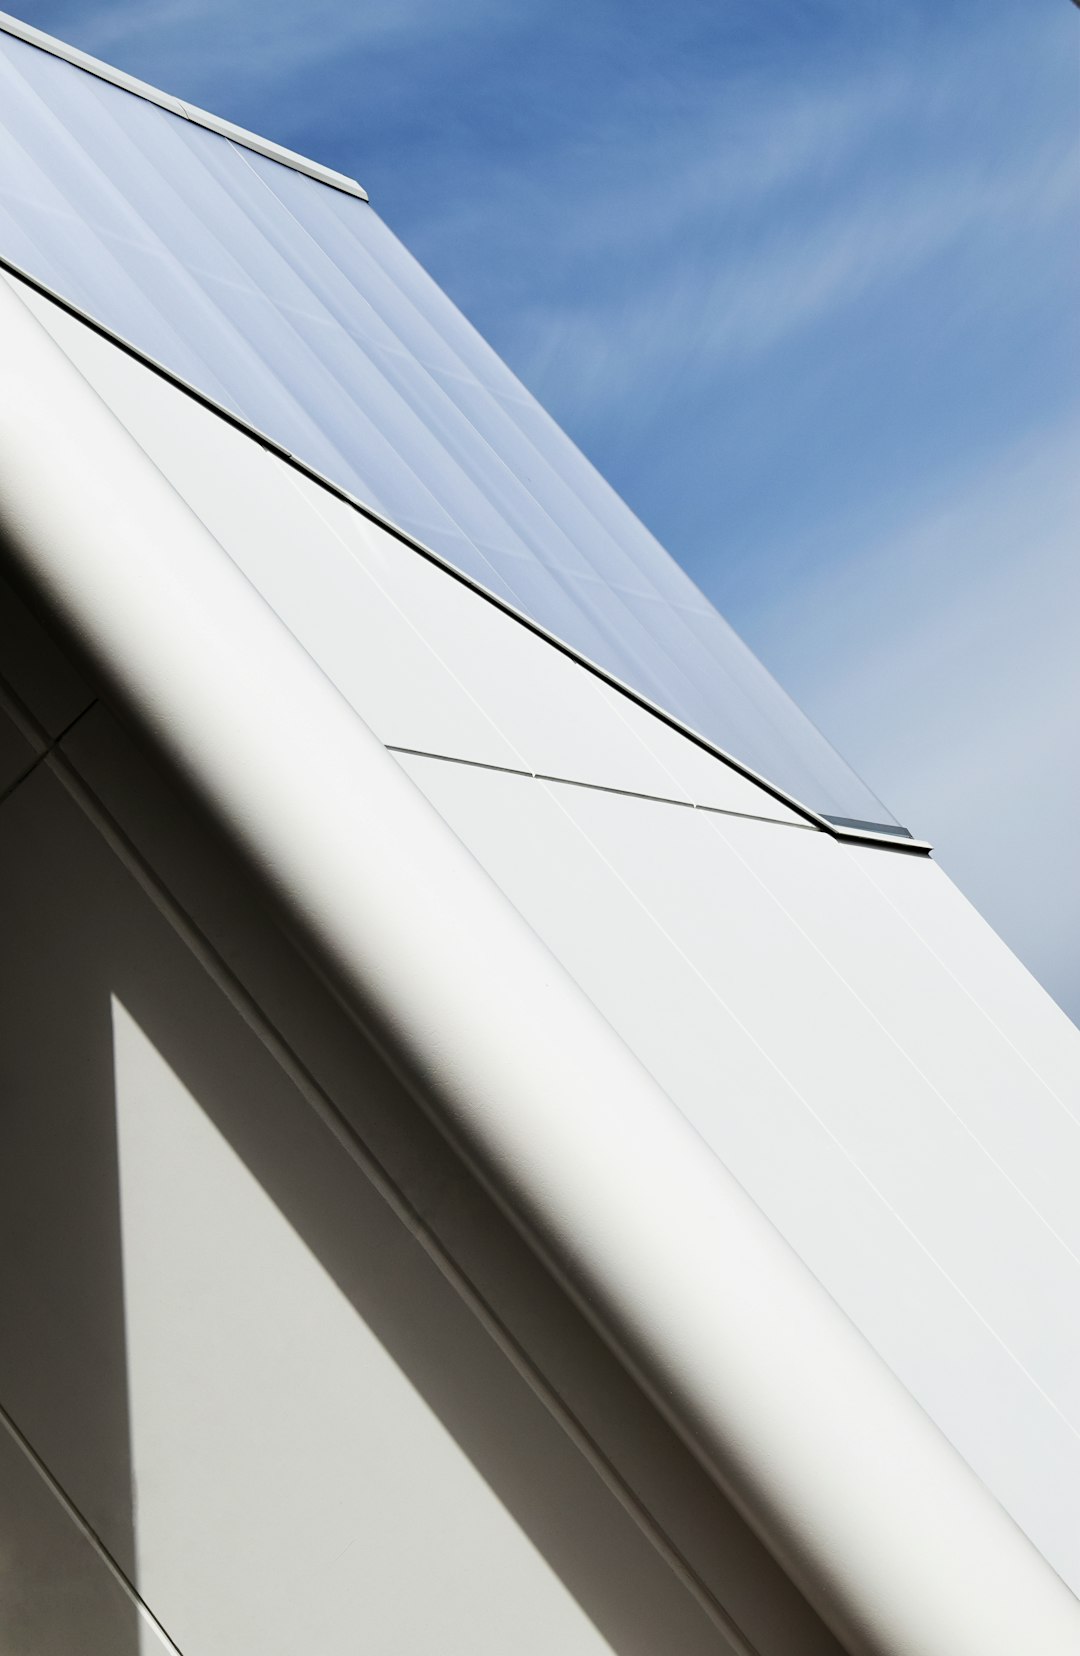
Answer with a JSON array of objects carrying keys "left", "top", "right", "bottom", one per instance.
[
  {"left": 0, "top": 766, "right": 141, "bottom": 1651},
  {"left": 0, "top": 755, "right": 740, "bottom": 1656}
]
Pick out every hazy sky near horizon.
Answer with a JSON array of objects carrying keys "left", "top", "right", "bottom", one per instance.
[{"left": 14, "top": 0, "right": 1080, "bottom": 1019}]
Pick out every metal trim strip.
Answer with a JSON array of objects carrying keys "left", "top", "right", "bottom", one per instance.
[{"left": 0, "top": 10, "right": 368, "bottom": 200}]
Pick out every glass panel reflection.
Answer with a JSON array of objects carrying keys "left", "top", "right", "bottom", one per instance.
[{"left": 0, "top": 28, "right": 898, "bottom": 826}]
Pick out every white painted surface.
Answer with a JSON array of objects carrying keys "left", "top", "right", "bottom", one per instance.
[
  {"left": 110, "top": 997, "right": 621, "bottom": 1656},
  {"left": 61, "top": 698, "right": 846, "bottom": 1656},
  {"left": 0, "top": 764, "right": 741, "bottom": 1656},
  {"left": 850, "top": 844, "right": 1080, "bottom": 1099},
  {"left": 395, "top": 752, "right": 1080, "bottom": 1598},
  {"left": 590, "top": 676, "right": 804, "bottom": 821},
  {"left": 2, "top": 270, "right": 1077, "bottom": 1654},
  {"left": 9, "top": 274, "right": 803, "bottom": 823},
  {"left": 0, "top": 1412, "right": 178, "bottom": 1656}
]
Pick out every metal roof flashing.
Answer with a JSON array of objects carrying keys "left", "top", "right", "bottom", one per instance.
[{"left": 0, "top": 10, "right": 369, "bottom": 200}]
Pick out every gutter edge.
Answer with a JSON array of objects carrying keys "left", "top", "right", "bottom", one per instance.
[{"left": 1, "top": 273, "right": 1073, "bottom": 1656}]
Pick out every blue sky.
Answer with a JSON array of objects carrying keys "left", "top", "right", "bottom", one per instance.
[{"left": 17, "top": 0, "right": 1080, "bottom": 1019}]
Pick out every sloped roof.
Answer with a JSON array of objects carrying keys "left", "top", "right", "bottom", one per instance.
[
  {"left": 2, "top": 267, "right": 1078, "bottom": 1654},
  {"left": 0, "top": 10, "right": 902, "bottom": 833},
  {"left": 3, "top": 17, "right": 1079, "bottom": 1651},
  {"left": 15, "top": 263, "right": 1080, "bottom": 1617}
]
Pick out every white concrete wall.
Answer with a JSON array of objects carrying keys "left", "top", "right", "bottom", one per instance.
[
  {"left": 4, "top": 268, "right": 1077, "bottom": 1640},
  {"left": 0, "top": 582, "right": 837, "bottom": 1654},
  {"left": 393, "top": 752, "right": 1080, "bottom": 1595}
]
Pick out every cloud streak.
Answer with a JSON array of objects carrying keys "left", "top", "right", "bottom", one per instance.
[
  {"left": 30, "top": 0, "right": 518, "bottom": 101},
  {"left": 748, "top": 415, "right": 1080, "bottom": 1019},
  {"left": 509, "top": 137, "right": 1071, "bottom": 417}
]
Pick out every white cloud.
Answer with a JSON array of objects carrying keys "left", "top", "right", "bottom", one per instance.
[
  {"left": 45, "top": 0, "right": 512, "bottom": 91},
  {"left": 504, "top": 124, "right": 1073, "bottom": 425}
]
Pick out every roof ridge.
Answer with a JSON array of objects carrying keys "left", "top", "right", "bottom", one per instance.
[{"left": 0, "top": 9, "right": 368, "bottom": 200}]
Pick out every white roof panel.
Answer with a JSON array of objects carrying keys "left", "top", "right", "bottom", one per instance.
[
  {"left": 11, "top": 272, "right": 808, "bottom": 822},
  {"left": 4, "top": 261, "right": 1076, "bottom": 1649},
  {"left": 0, "top": 21, "right": 900, "bottom": 830},
  {"left": 393, "top": 749, "right": 1080, "bottom": 1598}
]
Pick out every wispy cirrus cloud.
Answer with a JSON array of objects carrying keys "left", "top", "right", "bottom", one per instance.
[
  {"left": 504, "top": 132, "right": 1075, "bottom": 423},
  {"left": 20, "top": 0, "right": 517, "bottom": 100},
  {"left": 747, "top": 413, "right": 1080, "bottom": 1019}
]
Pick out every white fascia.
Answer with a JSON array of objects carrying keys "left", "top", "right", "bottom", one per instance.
[{"left": 0, "top": 275, "right": 1075, "bottom": 1656}]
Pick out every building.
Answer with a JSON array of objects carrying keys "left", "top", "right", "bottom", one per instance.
[{"left": 1, "top": 12, "right": 1078, "bottom": 1654}]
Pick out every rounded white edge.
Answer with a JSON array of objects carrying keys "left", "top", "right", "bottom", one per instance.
[{"left": 0, "top": 273, "right": 1075, "bottom": 1656}]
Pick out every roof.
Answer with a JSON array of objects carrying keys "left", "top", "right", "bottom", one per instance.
[
  {"left": 0, "top": 10, "right": 907, "bottom": 840},
  {"left": 3, "top": 267, "right": 1080, "bottom": 1655},
  {"left": 0, "top": 10, "right": 367, "bottom": 197},
  {"left": 2, "top": 18, "right": 1079, "bottom": 1652}
]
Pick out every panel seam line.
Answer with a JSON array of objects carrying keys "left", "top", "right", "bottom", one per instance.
[
  {"left": 0, "top": 670, "right": 98, "bottom": 807},
  {"left": 43, "top": 735, "right": 768, "bottom": 1656},
  {"left": 0, "top": 252, "right": 927, "bottom": 854},
  {"left": 385, "top": 744, "right": 816, "bottom": 828},
  {"left": 528, "top": 772, "right": 1080, "bottom": 1439},
  {"left": 0, "top": 1396, "right": 186, "bottom": 1654}
]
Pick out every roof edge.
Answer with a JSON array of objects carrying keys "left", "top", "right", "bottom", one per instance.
[
  {"left": 0, "top": 10, "right": 368, "bottom": 200},
  {"left": 2, "top": 263, "right": 1075, "bottom": 1656},
  {"left": 0, "top": 254, "right": 928, "bottom": 855}
]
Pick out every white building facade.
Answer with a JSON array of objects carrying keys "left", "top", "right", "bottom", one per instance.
[{"left": 1, "top": 14, "right": 1078, "bottom": 1655}]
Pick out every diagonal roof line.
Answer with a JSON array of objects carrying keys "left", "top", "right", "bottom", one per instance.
[
  {"left": 1, "top": 250, "right": 930, "bottom": 855},
  {"left": 0, "top": 9, "right": 368, "bottom": 200},
  {"left": 1, "top": 254, "right": 929, "bottom": 853},
  {"left": 3, "top": 272, "right": 1071, "bottom": 1655}
]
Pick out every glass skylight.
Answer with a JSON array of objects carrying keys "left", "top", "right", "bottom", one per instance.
[{"left": 0, "top": 26, "right": 900, "bottom": 828}]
